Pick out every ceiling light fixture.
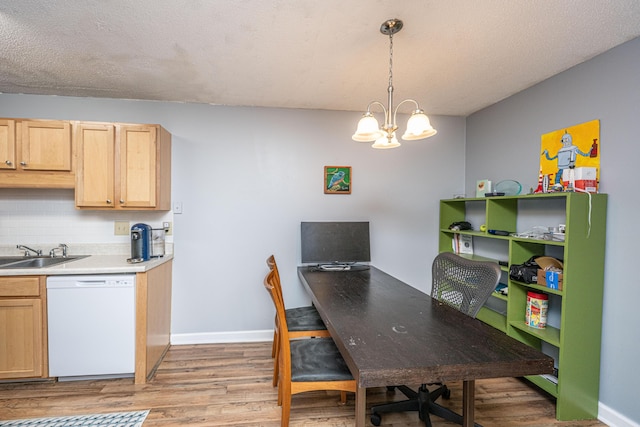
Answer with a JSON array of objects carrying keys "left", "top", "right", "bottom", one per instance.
[{"left": 352, "top": 19, "right": 437, "bottom": 149}]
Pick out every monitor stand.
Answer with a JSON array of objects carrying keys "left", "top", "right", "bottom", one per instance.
[{"left": 315, "top": 263, "right": 370, "bottom": 272}]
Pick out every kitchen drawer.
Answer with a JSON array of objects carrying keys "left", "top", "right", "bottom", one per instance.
[{"left": 0, "top": 276, "right": 41, "bottom": 297}]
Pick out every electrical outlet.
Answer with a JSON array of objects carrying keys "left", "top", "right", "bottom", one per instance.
[
  {"left": 114, "top": 221, "right": 129, "bottom": 236},
  {"left": 163, "top": 221, "right": 172, "bottom": 235}
]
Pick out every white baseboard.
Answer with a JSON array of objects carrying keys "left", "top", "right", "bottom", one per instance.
[
  {"left": 170, "top": 330, "right": 638, "bottom": 427},
  {"left": 599, "top": 402, "right": 639, "bottom": 427},
  {"left": 170, "top": 329, "right": 273, "bottom": 345}
]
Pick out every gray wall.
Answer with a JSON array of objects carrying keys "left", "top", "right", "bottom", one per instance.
[
  {"left": 0, "top": 94, "right": 465, "bottom": 334},
  {"left": 466, "top": 37, "right": 640, "bottom": 424}
]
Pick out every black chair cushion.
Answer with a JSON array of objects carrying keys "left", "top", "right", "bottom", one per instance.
[
  {"left": 285, "top": 306, "right": 327, "bottom": 332},
  {"left": 290, "top": 338, "right": 353, "bottom": 382}
]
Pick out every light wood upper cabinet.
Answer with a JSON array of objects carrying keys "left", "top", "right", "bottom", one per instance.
[
  {"left": 0, "top": 118, "right": 74, "bottom": 188},
  {"left": 0, "top": 117, "right": 171, "bottom": 201},
  {"left": 0, "top": 119, "right": 16, "bottom": 170},
  {"left": 119, "top": 125, "right": 158, "bottom": 209},
  {"left": 75, "top": 122, "right": 171, "bottom": 210},
  {"left": 21, "top": 120, "right": 72, "bottom": 171},
  {"left": 75, "top": 123, "right": 116, "bottom": 208}
]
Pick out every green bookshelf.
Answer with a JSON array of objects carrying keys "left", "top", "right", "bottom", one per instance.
[{"left": 439, "top": 193, "right": 607, "bottom": 420}]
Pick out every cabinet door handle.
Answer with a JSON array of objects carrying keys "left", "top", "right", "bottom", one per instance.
[
  {"left": 120, "top": 199, "right": 125, "bottom": 204},
  {"left": 4, "top": 160, "right": 11, "bottom": 166},
  {"left": 20, "top": 161, "right": 26, "bottom": 166},
  {"left": 106, "top": 199, "right": 112, "bottom": 204}
]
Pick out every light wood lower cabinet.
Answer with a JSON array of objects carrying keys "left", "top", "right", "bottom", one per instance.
[
  {"left": 0, "top": 276, "right": 47, "bottom": 380},
  {"left": 0, "top": 260, "right": 172, "bottom": 383},
  {"left": 135, "top": 260, "right": 173, "bottom": 384},
  {"left": 75, "top": 122, "right": 171, "bottom": 210}
]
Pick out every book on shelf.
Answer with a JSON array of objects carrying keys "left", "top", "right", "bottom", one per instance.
[{"left": 452, "top": 234, "right": 474, "bottom": 255}]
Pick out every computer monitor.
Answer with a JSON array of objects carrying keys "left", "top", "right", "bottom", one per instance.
[{"left": 300, "top": 221, "right": 370, "bottom": 267}]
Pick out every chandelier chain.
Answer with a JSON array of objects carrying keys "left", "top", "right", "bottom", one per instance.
[{"left": 388, "top": 33, "right": 394, "bottom": 89}]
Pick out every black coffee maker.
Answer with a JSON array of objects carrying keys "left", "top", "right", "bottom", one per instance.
[{"left": 129, "top": 223, "right": 152, "bottom": 263}]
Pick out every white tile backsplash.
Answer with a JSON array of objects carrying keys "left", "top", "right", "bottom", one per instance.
[{"left": 0, "top": 189, "right": 174, "bottom": 249}]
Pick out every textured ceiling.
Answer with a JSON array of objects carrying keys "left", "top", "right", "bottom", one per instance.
[{"left": 1, "top": 0, "right": 640, "bottom": 116}]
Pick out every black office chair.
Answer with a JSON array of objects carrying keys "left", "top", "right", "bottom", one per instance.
[{"left": 370, "top": 252, "right": 502, "bottom": 427}]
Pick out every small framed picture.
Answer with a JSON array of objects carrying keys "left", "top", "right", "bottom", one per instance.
[{"left": 324, "top": 166, "right": 351, "bottom": 194}]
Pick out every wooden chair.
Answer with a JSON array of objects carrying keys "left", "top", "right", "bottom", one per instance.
[
  {"left": 266, "top": 255, "right": 330, "bottom": 387},
  {"left": 263, "top": 269, "right": 356, "bottom": 427}
]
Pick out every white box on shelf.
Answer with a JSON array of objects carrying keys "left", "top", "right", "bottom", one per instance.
[{"left": 562, "top": 167, "right": 597, "bottom": 193}]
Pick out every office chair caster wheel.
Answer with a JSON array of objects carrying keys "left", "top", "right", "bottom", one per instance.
[
  {"left": 370, "top": 413, "right": 382, "bottom": 426},
  {"left": 442, "top": 386, "right": 451, "bottom": 399}
]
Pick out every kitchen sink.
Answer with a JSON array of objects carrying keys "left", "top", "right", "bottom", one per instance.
[
  {"left": 0, "top": 255, "right": 88, "bottom": 269},
  {"left": 0, "top": 257, "right": 26, "bottom": 266}
]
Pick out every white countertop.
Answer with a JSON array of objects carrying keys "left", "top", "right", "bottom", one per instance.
[{"left": 0, "top": 243, "right": 174, "bottom": 276}]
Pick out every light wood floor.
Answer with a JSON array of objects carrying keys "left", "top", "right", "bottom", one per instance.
[{"left": 0, "top": 342, "right": 606, "bottom": 426}]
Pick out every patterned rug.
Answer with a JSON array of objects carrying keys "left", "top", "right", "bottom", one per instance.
[{"left": 0, "top": 410, "right": 149, "bottom": 427}]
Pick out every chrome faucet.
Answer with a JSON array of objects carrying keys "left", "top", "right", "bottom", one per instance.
[
  {"left": 49, "top": 243, "right": 69, "bottom": 258},
  {"left": 16, "top": 244, "right": 42, "bottom": 257}
]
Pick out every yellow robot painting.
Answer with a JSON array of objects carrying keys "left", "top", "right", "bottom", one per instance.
[{"left": 540, "top": 119, "right": 600, "bottom": 191}]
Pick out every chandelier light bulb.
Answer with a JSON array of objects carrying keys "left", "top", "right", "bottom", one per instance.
[
  {"left": 402, "top": 110, "right": 437, "bottom": 140},
  {"left": 372, "top": 133, "right": 401, "bottom": 149},
  {"left": 352, "top": 112, "right": 384, "bottom": 142}
]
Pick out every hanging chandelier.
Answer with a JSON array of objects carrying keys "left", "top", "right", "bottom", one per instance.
[{"left": 352, "top": 19, "right": 437, "bottom": 149}]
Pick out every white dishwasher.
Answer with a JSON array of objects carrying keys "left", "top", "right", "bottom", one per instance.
[{"left": 47, "top": 274, "right": 136, "bottom": 380}]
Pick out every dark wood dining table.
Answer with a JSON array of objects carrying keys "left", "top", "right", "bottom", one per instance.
[{"left": 298, "top": 265, "right": 554, "bottom": 427}]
